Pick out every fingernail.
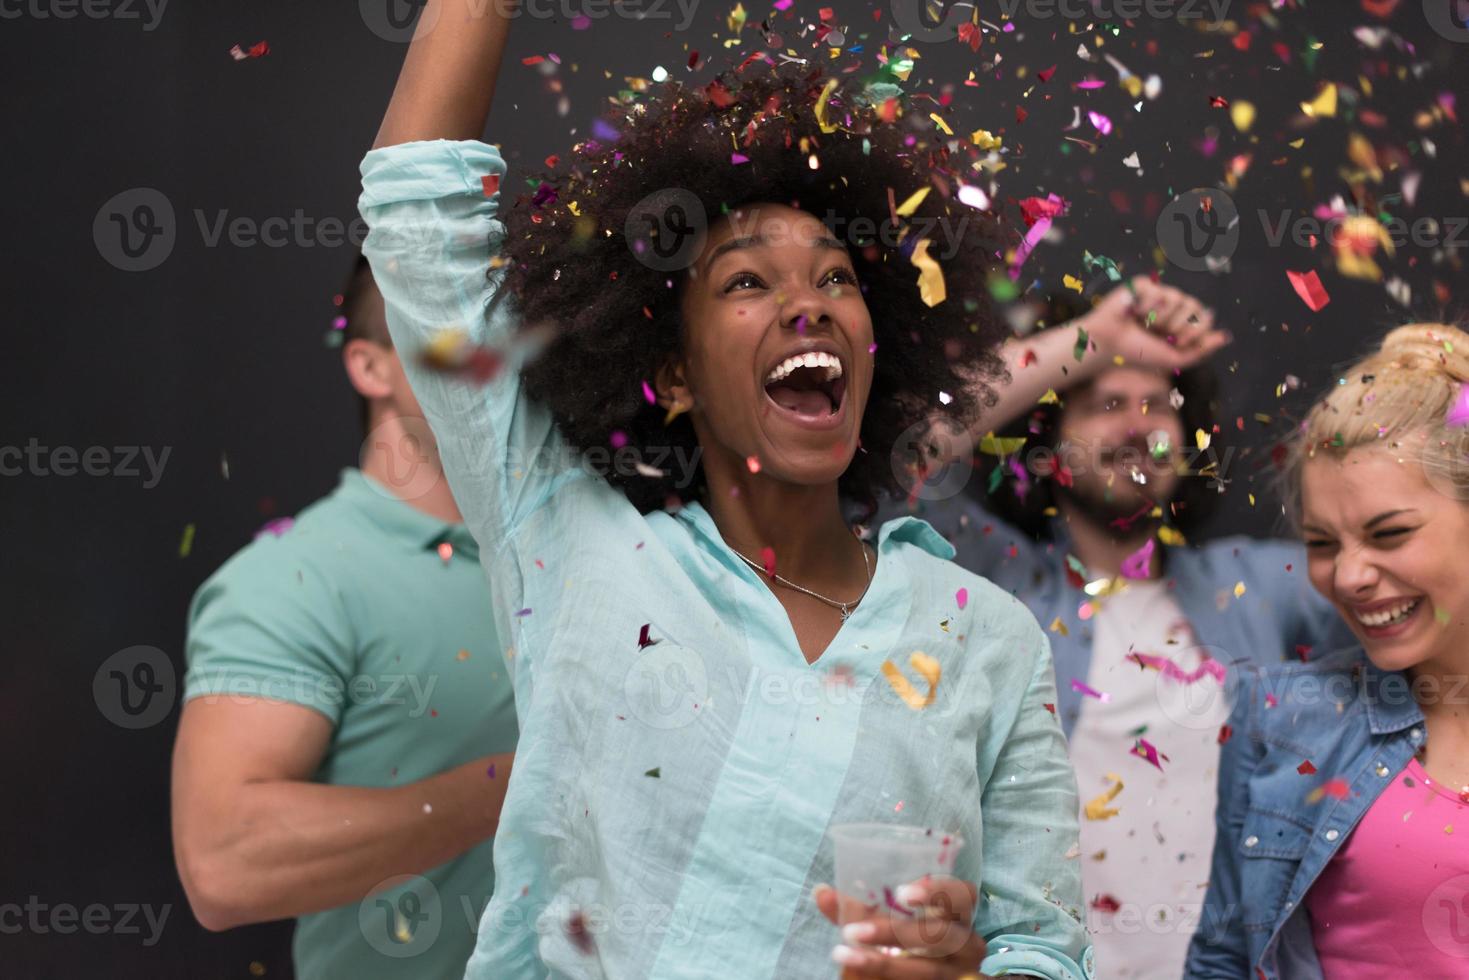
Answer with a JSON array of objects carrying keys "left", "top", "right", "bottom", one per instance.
[
  {"left": 832, "top": 944, "right": 863, "bottom": 966},
  {"left": 895, "top": 883, "right": 926, "bottom": 905},
  {"left": 842, "top": 922, "right": 877, "bottom": 943}
]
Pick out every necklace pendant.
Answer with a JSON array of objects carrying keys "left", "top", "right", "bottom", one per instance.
[{"left": 839, "top": 604, "right": 851, "bottom": 621}]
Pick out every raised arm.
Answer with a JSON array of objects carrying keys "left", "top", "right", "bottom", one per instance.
[
  {"left": 966, "top": 277, "right": 1229, "bottom": 441},
  {"left": 374, "top": 0, "right": 516, "bottom": 148}
]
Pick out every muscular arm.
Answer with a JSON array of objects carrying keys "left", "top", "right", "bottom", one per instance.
[{"left": 171, "top": 697, "right": 512, "bottom": 931}]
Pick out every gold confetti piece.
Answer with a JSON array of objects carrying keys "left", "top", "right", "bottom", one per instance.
[
  {"left": 930, "top": 112, "right": 953, "bottom": 136},
  {"left": 979, "top": 432, "right": 1027, "bottom": 456},
  {"left": 813, "top": 77, "right": 840, "bottom": 133},
  {"left": 970, "top": 128, "right": 1002, "bottom": 150},
  {"left": 1038, "top": 388, "right": 1061, "bottom": 405},
  {"left": 726, "top": 1, "right": 746, "bottom": 32},
  {"left": 1085, "top": 774, "right": 1124, "bottom": 821},
  {"left": 1234, "top": 582, "right": 1247, "bottom": 598},
  {"left": 1049, "top": 617, "right": 1071, "bottom": 637},
  {"left": 1231, "top": 100, "right": 1256, "bottom": 133},
  {"left": 1063, "top": 274, "right": 1084, "bottom": 293},
  {"left": 1288, "top": 138, "right": 1306, "bottom": 149},
  {"left": 894, "top": 186, "right": 931, "bottom": 217},
  {"left": 1301, "top": 83, "right": 1337, "bottom": 118},
  {"left": 1195, "top": 428, "right": 1211, "bottom": 451},
  {"left": 910, "top": 238, "right": 947, "bottom": 307},
  {"left": 881, "top": 651, "right": 942, "bottom": 710},
  {"left": 1158, "top": 526, "right": 1186, "bottom": 547}
]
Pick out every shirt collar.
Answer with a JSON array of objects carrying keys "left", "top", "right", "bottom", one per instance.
[
  {"left": 1359, "top": 656, "right": 1425, "bottom": 735},
  {"left": 674, "top": 500, "right": 954, "bottom": 560},
  {"left": 336, "top": 468, "right": 480, "bottom": 560}
]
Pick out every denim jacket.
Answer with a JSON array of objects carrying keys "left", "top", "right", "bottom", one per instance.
[
  {"left": 1184, "top": 647, "right": 1426, "bottom": 979},
  {"left": 895, "top": 496, "right": 1357, "bottom": 737}
]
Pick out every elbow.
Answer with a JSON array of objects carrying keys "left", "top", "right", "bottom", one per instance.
[{"left": 175, "top": 847, "right": 261, "bottom": 932}]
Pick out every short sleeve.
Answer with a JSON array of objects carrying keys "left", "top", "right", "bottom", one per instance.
[{"left": 183, "top": 545, "right": 354, "bottom": 727}]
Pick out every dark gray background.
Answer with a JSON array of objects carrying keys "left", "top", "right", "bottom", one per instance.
[{"left": 3, "top": 1, "right": 1465, "bottom": 976}]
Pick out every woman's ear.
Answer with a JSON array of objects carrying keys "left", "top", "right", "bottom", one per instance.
[{"left": 654, "top": 357, "right": 695, "bottom": 420}]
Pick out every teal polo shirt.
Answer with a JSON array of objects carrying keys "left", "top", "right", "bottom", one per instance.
[{"left": 184, "top": 467, "right": 517, "bottom": 980}]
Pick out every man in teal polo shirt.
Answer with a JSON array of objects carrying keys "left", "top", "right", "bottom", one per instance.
[{"left": 171, "top": 255, "right": 517, "bottom": 980}]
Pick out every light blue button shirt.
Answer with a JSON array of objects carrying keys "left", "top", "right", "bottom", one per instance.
[{"left": 359, "top": 139, "right": 1094, "bottom": 980}]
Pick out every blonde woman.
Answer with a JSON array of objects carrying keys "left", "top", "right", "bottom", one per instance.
[{"left": 1186, "top": 324, "right": 1469, "bottom": 978}]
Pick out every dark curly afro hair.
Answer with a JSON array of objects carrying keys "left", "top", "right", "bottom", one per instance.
[{"left": 497, "top": 61, "right": 1009, "bottom": 515}]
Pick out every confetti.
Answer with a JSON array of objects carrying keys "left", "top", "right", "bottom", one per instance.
[
  {"left": 254, "top": 517, "right": 294, "bottom": 539},
  {"left": 1298, "top": 760, "right": 1318, "bottom": 775},
  {"left": 1447, "top": 383, "right": 1469, "bottom": 428},
  {"left": 1120, "top": 539, "right": 1155, "bottom": 580},
  {"left": 1127, "top": 651, "right": 1226, "bottom": 685},
  {"left": 482, "top": 175, "right": 501, "bottom": 197},
  {"left": 1286, "top": 270, "right": 1331, "bottom": 312},
  {"left": 637, "top": 624, "right": 660, "bottom": 649},
  {"left": 1085, "top": 774, "right": 1124, "bottom": 821},
  {"left": 1306, "top": 779, "right": 1351, "bottom": 804},
  {"left": 955, "top": 587, "right": 968, "bottom": 611},
  {"left": 179, "top": 523, "right": 196, "bottom": 558},
  {"left": 910, "top": 238, "right": 947, "bottom": 307},
  {"left": 228, "top": 41, "right": 270, "bottom": 61},
  {"left": 1129, "top": 738, "right": 1168, "bottom": 771},
  {"left": 1049, "top": 617, "right": 1071, "bottom": 637},
  {"left": 760, "top": 546, "right": 776, "bottom": 577},
  {"left": 565, "top": 910, "right": 597, "bottom": 955},
  {"left": 1071, "top": 679, "right": 1110, "bottom": 702},
  {"left": 881, "top": 651, "right": 942, "bottom": 711},
  {"left": 644, "top": 767, "right": 661, "bottom": 778}
]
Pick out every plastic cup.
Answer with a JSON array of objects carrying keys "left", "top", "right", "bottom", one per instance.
[{"left": 827, "top": 823, "right": 965, "bottom": 957}]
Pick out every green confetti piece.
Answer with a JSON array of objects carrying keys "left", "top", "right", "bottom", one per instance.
[
  {"left": 644, "top": 767, "right": 661, "bottom": 779},
  {"left": 179, "top": 523, "right": 196, "bottom": 558},
  {"left": 987, "top": 463, "right": 1005, "bottom": 494},
  {"left": 1073, "top": 327, "right": 1090, "bottom": 363}
]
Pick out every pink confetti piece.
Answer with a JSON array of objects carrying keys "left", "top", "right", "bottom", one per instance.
[
  {"left": 1286, "top": 269, "right": 1331, "bottom": 311},
  {"left": 730, "top": 152, "right": 749, "bottom": 165},
  {"left": 638, "top": 624, "right": 660, "bottom": 649},
  {"left": 254, "top": 517, "right": 295, "bottom": 539},
  {"left": 760, "top": 546, "right": 776, "bottom": 577},
  {"left": 1087, "top": 110, "right": 1113, "bottom": 135},
  {"left": 1126, "top": 651, "right": 1226, "bottom": 685},
  {"left": 1446, "top": 382, "right": 1469, "bottom": 428},
  {"left": 641, "top": 380, "right": 657, "bottom": 404},
  {"left": 882, "top": 886, "right": 915, "bottom": 917},
  {"left": 955, "top": 587, "right": 968, "bottom": 610},
  {"left": 1130, "top": 737, "right": 1168, "bottom": 771},
  {"left": 514, "top": 608, "right": 533, "bottom": 617},
  {"left": 1071, "top": 679, "right": 1111, "bottom": 702},
  {"left": 1120, "top": 538, "right": 1155, "bottom": 580}
]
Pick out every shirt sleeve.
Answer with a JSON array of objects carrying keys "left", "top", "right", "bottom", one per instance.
[
  {"left": 357, "top": 139, "right": 575, "bottom": 561},
  {"left": 183, "top": 545, "right": 353, "bottom": 726},
  {"left": 1183, "top": 667, "right": 1262, "bottom": 978},
  {"left": 975, "top": 624, "right": 1095, "bottom": 980}
]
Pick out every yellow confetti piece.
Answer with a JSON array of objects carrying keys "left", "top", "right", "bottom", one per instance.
[
  {"left": 1085, "top": 774, "right": 1124, "bottom": 821},
  {"left": 979, "top": 432, "right": 1027, "bottom": 456},
  {"left": 969, "top": 128, "right": 1002, "bottom": 150},
  {"left": 1038, "top": 388, "right": 1061, "bottom": 405},
  {"left": 1234, "top": 582, "right": 1247, "bottom": 598},
  {"left": 1231, "top": 100, "right": 1256, "bottom": 133},
  {"left": 1301, "top": 83, "right": 1337, "bottom": 118},
  {"left": 910, "top": 237, "right": 946, "bottom": 307},
  {"left": 726, "top": 1, "right": 746, "bottom": 32},
  {"left": 881, "top": 651, "right": 942, "bottom": 710},
  {"left": 1157, "top": 526, "right": 1187, "bottom": 547},
  {"left": 1195, "top": 428, "right": 1211, "bottom": 451},
  {"left": 179, "top": 523, "right": 196, "bottom": 558},
  {"left": 930, "top": 112, "right": 953, "bottom": 136},
  {"left": 1288, "top": 138, "right": 1306, "bottom": 149},
  {"left": 1049, "top": 617, "right": 1070, "bottom": 637},
  {"left": 894, "top": 186, "right": 931, "bottom": 217},
  {"left": 813, "top": 77, "right": 840, "bottom": 133},
  {"left": 1062, "top": 274, "right": 1084, "bottom": 293}
]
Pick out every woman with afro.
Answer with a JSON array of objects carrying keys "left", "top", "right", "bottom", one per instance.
[{"left": 359, "top": 2, "right": 1093, "bottom": 977}]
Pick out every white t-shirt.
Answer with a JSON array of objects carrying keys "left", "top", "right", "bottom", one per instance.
[{"left": 1068, "top": 580, "right": 1232, "bottom": 980}]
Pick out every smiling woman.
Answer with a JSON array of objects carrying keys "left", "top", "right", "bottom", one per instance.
[
  {"left": 358, "top": 1, "right": 1093, "bottom": 977},
  {"left": 1188, "top": 322, "right": 1469, "bottom": 980}
]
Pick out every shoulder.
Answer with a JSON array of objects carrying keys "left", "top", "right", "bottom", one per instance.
[
  {"left": 192, "top": 493, "right": 363, "bottom": 608},
  {"left": 1188, "top": 534, "right": 1306, "bottom": 578},
  {"left": 1233, "top": 646, "right": 1371, "bottom": 736}
]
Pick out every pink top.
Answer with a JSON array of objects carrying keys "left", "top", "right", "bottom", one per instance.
[{"left": 1306, "top": 757, "right": 1469, "bottom": 976}]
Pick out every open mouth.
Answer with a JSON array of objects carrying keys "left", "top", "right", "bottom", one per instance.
[
  {"left": 762, "top": 351, "right": 847, "bottom": 421},
  {"left": 1354, "top": 597, "right": 1423, "bottom": 632}
]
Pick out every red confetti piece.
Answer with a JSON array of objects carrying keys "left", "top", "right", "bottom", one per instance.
[
  {"left": 760, "top": 547, "right": 776, "bottom": 577},
  {"left": 565, "top": 910, "right": 596, "bottom": 955},
  {"left": 746, "top": 455, "right": 761, "bottom": 473},
  {"left": 1091, "top": 894, "right": 1122, "bottom": 914},
  {"left": 437, "top": 541, "right": 454, "bottom": 563},
  {"left": 1298, "top": 760, "right": 1318, "bottom": 775},
  {"left": 229, "top": 41, "right": 269, "bottom": 61},
  {"left": 637, "top": 624, "right": 660, "bottom": 649},
  {"left": 1037, "top": 65, "right": 1057, "bottom": 83},
  {"left": 1218, "top": 724, "right": 1234, "bottom": 745},
  {"left": 1015, "top": 106, "right": 1029, "bottom": 124},
  {"left": 521, "top": 55, "right": 545, "bottom": 65},
  {"left": 1286, "top": 269, "right": 1331, "bottom": 311},
  {"left": 1320, "top": 778, "right": 1350, "bottom": 799}
]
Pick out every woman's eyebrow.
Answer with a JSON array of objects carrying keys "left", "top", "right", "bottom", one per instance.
[
  {"left": 702, "top": 232, "right": 850, "bottom": 275},
  {"left": 1364, "top": 508, "right": 1418, "bottom": 528}
]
